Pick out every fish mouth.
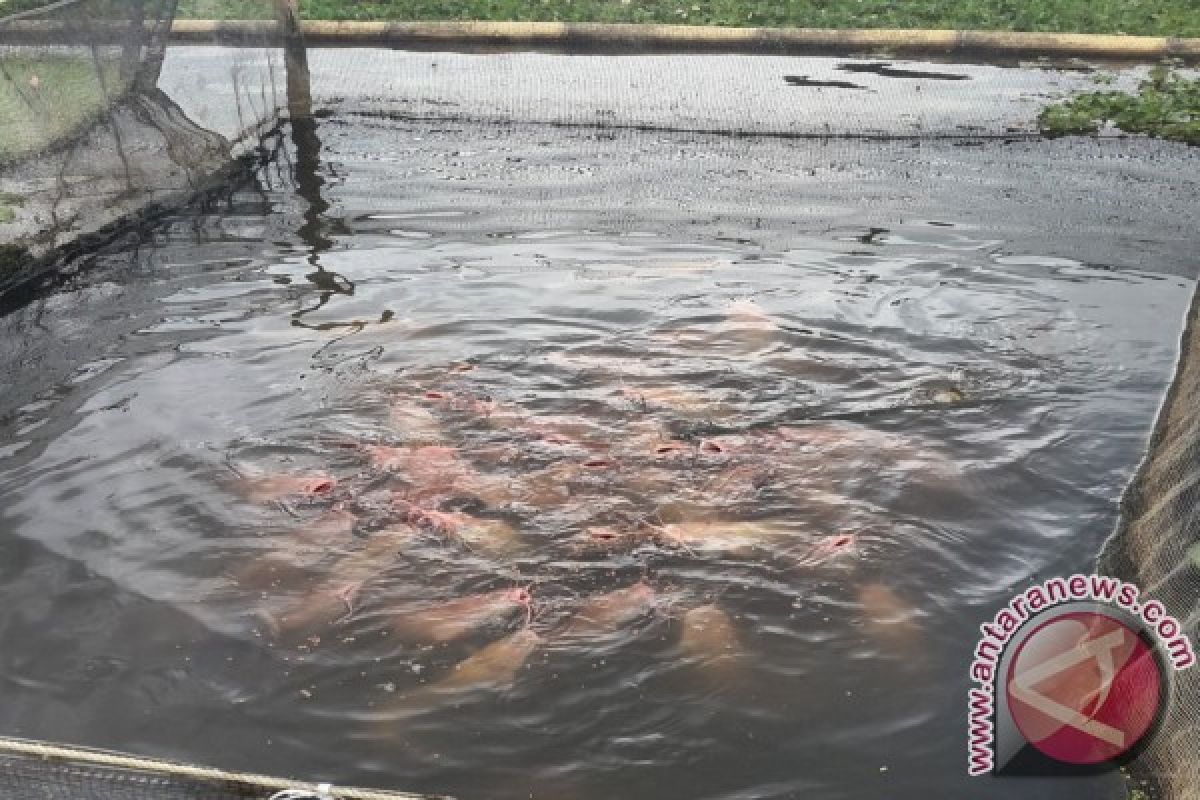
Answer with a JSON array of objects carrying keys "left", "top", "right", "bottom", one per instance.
[{"left": 303, "top": 478, "right": 336, "bottom": 495}]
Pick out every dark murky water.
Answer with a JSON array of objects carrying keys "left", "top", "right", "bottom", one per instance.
[{"left": 0, "top": 117, "right": 1193, "bottom": 800}]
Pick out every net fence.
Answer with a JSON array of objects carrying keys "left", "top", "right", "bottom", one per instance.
[
  {"left": 1099, "top": 286, "right": 1200, "bottom": 800},
  {"left": 0, "top": 738, "right": 434, "bottom": 799},
  {"left": 0, "top": 0, "right": 285, "bottom": 292}
]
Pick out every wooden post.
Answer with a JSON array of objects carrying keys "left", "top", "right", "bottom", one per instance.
[{"left": 273, "top": 0, "right": 312, "bottom": 121}]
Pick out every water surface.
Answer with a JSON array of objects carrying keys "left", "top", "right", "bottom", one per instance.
[{"left": 0, "top": 116, "right": 1193, "bottom": 800}]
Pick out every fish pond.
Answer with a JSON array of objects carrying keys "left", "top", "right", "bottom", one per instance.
[{"left": 0, "top": 116, "right": 1194, "bottom": 800}]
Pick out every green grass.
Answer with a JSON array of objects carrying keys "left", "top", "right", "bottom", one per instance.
[
  {"left": 171, "top": 0, "right": 1200, "bottom": 37},
  {"left": 0, "top": 191, "right": 23, "bottom": 224},
  {"left": 1040, "top": 65, "right": 1200, "bottom": 145},
  {"left": 0, "top": 55, "right": 125, "bottom": 163},
  {"left": 0, "top": 0, "right": 133, "bottom": 16}
]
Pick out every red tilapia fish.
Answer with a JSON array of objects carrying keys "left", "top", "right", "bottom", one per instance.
[
  {"left": 365, "top": 444, "right": 466, "bottom": 475},
  {"left": 231, "top": 508, "right": 361, "bottom": 592},
  {"left": 567, "top": 526, "right": 657, "bottom": 558},
  {"left": 764, "top": 423, "right": 956, "bottom": 487},
  {"left": 391, "top": 499, "right": 522, "bottom": 555},
  {"left": 679, "top": 603, "right": 744, "bottom": 688},
  {"left": 377, "top": 626, "right": 544, "bottom": 726},
  {"left": 857, "top": 582, "right": 924, "bottom": 658},
  {"left": 263, "top": 529, "right": 409, "bottom": 643},
  {"left": 428, "top": 627, "right": 542, "bottom": 692},
  {"left": 654, "top": 519, "right": 798, "bottom": 558},
  {"left": 388, "top": 587, "right": 533, "bottom": 644},
  {"left": 372, "top": 445, "right": 517, "bottom": 508},
  {"left": 791, "top": 532, "right": 861, "bottom": 567},
  {"left": 387, "top": 402, "right": 442, "bottom": 441},
  {"left": 235, "top": 472, "right": 337, "bottom": 504},
  {"left": 563, "top": 582, "right": 662, "bottom": 637}
]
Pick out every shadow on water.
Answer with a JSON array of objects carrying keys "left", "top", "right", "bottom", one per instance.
[
  {"left": 783, "top": 75, "right": 872, "bottom": 91},
  {"left": 836, "top": 62, "right": 972, "bottom": 81},
  {"left": 288, "top": 111, "right": 357, "bottom": 325},
  {"left": 277, "top": 18, "right": 387, "bottom": 338}
]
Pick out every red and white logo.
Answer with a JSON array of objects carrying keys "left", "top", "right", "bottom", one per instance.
[{"left": 1005, "top": 610, "right": 1162, "bottom": 765}]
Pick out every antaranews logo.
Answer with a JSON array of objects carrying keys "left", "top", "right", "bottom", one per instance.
[{"left": 967, "top": 574, "right": 1195, "bottom": 777}]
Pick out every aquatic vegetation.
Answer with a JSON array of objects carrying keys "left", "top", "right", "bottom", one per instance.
[{"left": 1039, "top": 65, "right": 1200, "bottom": 146}]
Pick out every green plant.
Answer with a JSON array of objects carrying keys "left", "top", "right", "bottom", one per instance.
[
  {"left": 1039, "top": 65, "right": 1200, "bottom": 145},
  {"left": 0, "top": 243, "right": 31, "bottom": 274},
  {"left": 172, "top": 0, "right": 1200, "bottom": 36},
  {"left": 0, "top": 191, "right": 20, "bottom": 224}
]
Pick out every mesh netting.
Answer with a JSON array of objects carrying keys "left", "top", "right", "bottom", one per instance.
[
  {"left": 1099, "top": 285, "right": 1200, "bottom": 800},
  {"left": 0, "top": 0, "right": 284, "bottom": 290},
  {"left": 0, "top": 752, "right": 262, "bottom": 800},
  {"left": 0, "top": 739, "right": 431, "bottom": 800}
]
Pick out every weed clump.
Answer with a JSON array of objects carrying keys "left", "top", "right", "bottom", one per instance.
[{"left": 1039, "top": 65, "right": 1200, "bottom": 146}]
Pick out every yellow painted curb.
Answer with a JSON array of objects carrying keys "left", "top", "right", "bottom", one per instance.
[{"left": 164, "top": 20, "right": 1200, "bottom": 61}]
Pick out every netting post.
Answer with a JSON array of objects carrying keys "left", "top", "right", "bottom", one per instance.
[
  {"left": 273, "top": 0, "right": 312, "bottom": 122},
  {"left": 135, "top": 0, "right": 180, "bottom": 92}
]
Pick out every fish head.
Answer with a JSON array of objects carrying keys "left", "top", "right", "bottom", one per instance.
[
  {"left": 301, "top": 476, "right": 337, "bottom": 495},
  {"left": 502, "top": 586, "right": 534, "bottom": 607}
]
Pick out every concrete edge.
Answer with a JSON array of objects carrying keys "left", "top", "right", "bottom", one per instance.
[
  {"left": 163, "top": 20, "right": 1200, "bottom": 61},
  {"left": 1, "top": 19, "right": 1198, "bottom": 61}
]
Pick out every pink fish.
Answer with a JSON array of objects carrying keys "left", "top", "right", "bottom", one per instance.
[
  {"left": 650, "top": 439, "right": 691, "bottom": 461},
  {"left": 509, "top": 463, "right": 579, "bottom": 508},
  {"left": 564, "top": 583, "right": 660, "bottom": 636},
  {"left": 432, "top": 626, "right": 541, "bottom": 690},
  {"left": 655, "top": 519, "right": 796, "bottom": 557},
  {"left": 698, "top": 435, "right": 748, "bottom": 457},
  {"left": 392, "top": 499, "right": 461, "bottom": 536},
  {"left": 264, "top": 530, "right": 408, "bottom": 642},
  {"left": 795, "top": 532, "right": 860, "bottom": 566},
  {"left": 858, "top": 582, "right": 923, "bottom": 655},
  {"left": 388, "top": 588, "right": 533, "bottom": 643},
  {"left": 679, "top": 603, "right": 743, "bottom": 687},
  {"left": 615, "top": 384, "right": 720, "bottom": 416},
  {"left": 390, "top": 500, "right": 522, "bottom": 554},
  {"left": 387, "top": 403, "right": 442, "bottom": 440},
  {"left": 236, "top": 472, "right": 337, "bottom": 504},
  {"left": 365, "top": 444, "right": 464, "bottom": 474},
  {"left": 699, "top": 463, "right": 774, "bottom": 501},
  {"left": 680, "top": 603, "right": 739, "bottom": 656},
  {"left": 296, "top": 508, "right": 358, "bottom": 541},
  {"left": 568, "top": 526, "right": 655, "bottom": 558},
  {"left": 237, "top": 508, "right": 359, "bottom": 592},
  {"left": 373, "top": 626, "right": 543, "bottom": 732}
]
